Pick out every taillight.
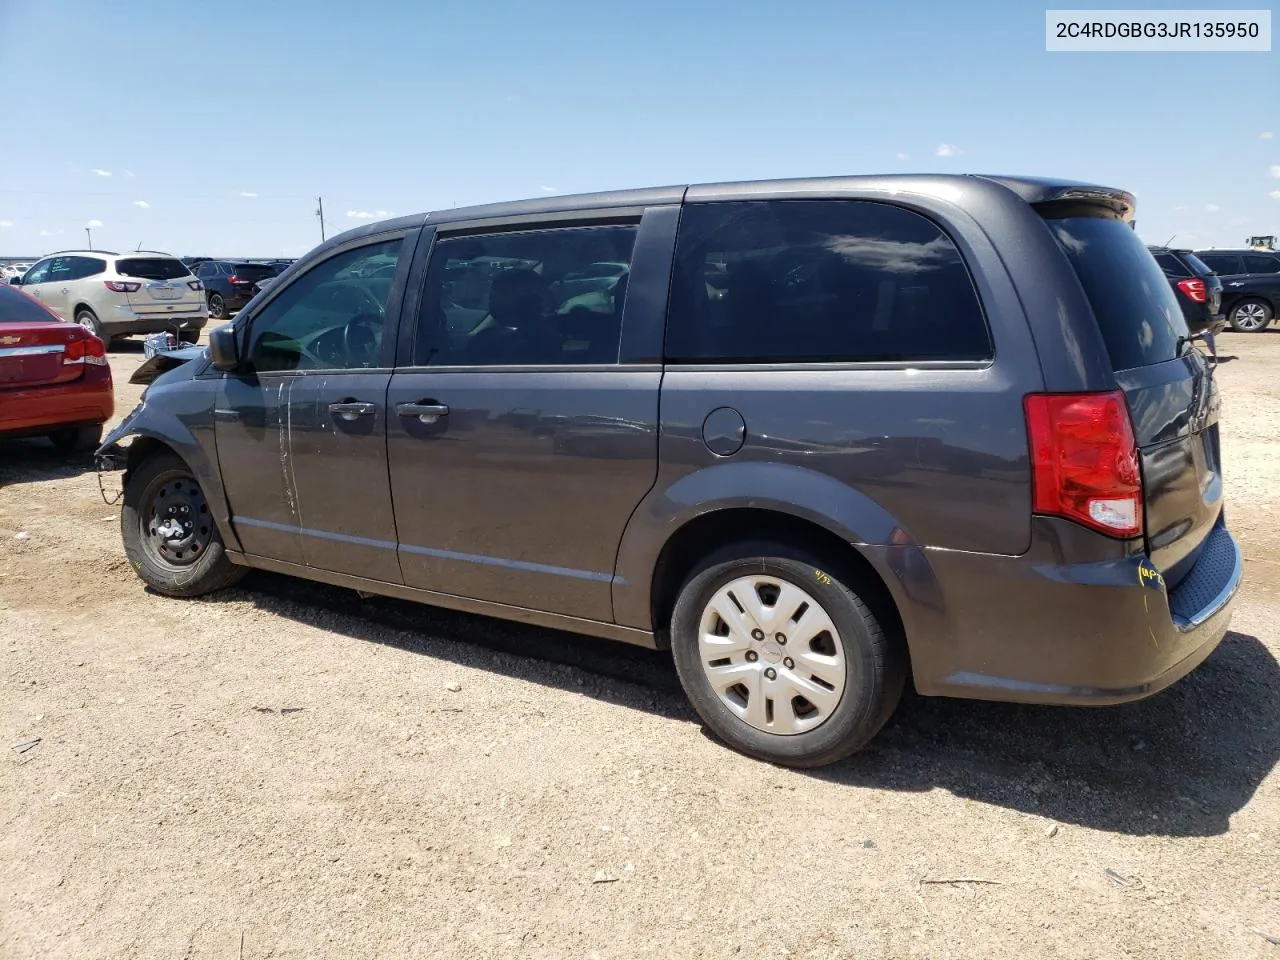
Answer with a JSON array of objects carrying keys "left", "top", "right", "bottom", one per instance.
[
  {"left": 62, "top": 334, "right": 108, "bottom": 366},
  {"left": 1176, "top": 278, "right": 1207, "bottom": 303},
  {"left": 104, "top": 280, "right": 141, "bottom": 293},
  {"left": 1024, "top": 390, "right": 1143, "bottom": 537},
  {"left": 227, "top": 274, "right": 242, "bottom": 284},
  {"left": 188, "top": 280, "right": 204, "bottom": 291}
]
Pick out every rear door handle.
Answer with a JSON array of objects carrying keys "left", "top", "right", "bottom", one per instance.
[
  {"left": 328, "top": 400, "right": 377, "bottom": 421},
  {"left": 395, "top": 401, "right": 450, "bottom": 425}
]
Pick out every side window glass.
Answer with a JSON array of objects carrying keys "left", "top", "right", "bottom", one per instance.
[
  {"left": 70, "top": 257, "right": 105, "bottom": 280},
  {"left": 666, "top": 201, "right": 991, "bottom": 364},
  {"left": 245, "top": 238, "right": 403, "bottom": 374},
  {"left": 1244, "top": 255, "right": 1280, "bottom": 274},
  {"left": 23, "top": 259, "right": 52, "bottom": 284},
  {"left": 47, "top": 257, "right": 73, "bottom": 283},
  {"left": 1200, "top": 255, "right": 1242, "bottom": 275},
  {"left": 415, "top": 225, "right": 637, "bottom": 366}
]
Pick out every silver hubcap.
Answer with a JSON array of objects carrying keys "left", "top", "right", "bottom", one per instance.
[
  {"left": 1234, "top": 303, "right": 1268, "bottom": 330},
  {"left": 76, "top": 317, "right": 95, "bottom": 333},
  {"left": 698, "top": 575, "right": 846, "bottom": 735}
]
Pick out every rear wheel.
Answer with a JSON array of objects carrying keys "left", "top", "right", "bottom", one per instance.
[
  {"left": 121, "top": 450, "right": 245, "bottom": 597},
  {"left": 670, "top": 542, "right": 905, "bottom": 768},
  {"left": 74, "top": 308, "right": 110, "bottom": 347},
  {"left": 47, "top": 423, "right": 102, "bottom": 455},
  {"left": 207, "top": 293, "right": 226, "bottom": 321},
  {"left": 1228, "top": 298, "right": 1272, "bottom": 333}
]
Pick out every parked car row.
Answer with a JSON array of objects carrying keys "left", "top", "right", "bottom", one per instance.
[
  {"left": 96, "top": 174, "right": 1243, "bottom": 768},
  {"left": 1149, "top": 245, "right": 1280, "bottom": 334}
]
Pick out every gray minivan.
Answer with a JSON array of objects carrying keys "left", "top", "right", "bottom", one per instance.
[{"left": 98, "top": 175, "right": 1242, "bottom": 767}]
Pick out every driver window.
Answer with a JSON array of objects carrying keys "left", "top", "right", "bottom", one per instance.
[
  {"left": 245, "top": 238, "right": 403, "bottom": 374},
  {"left": 22, "top": 260, "right": 53, "bottom": 285}
]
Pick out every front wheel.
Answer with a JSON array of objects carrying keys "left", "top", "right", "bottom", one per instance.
[
  {"left": 1228, "top": 298, "right": 1273, "bottom": 333},
  {"left": 670, "top": 543, "right": 905, "bottom": 768},
  {"left": 121, "top": 450, "right": 245, "bottom": 597},
  {"left": 207, "top": 293, "right": 226, "bottom": 321}
]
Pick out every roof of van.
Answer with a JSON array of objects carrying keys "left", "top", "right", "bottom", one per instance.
[{"left": 323, "top": 173, "right": 1134, "bottom": 249}]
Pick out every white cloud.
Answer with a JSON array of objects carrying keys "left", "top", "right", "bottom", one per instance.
[
  {"left": 1261, "top": 132, "right": 1274, "bottom": 140},
  {"left": 134, "top": 200, "right": 150, "bottom": 209},
  {"left": 895, "top": 151, "right": 910, "bottom": 161},
  {"left": 346, "top": 209, "right": 391, "bottom": 220},
  {"left": 1270, "top": 165, "right": 1280, "bottom": 178},
  {"left": 540, "top": 186, "right": 557, "bottom": 193},
  {"left": 90, "top": 168, "right": 112, "bottom": 177},
  {"left": 86, "top": 219, "right": 103, "bottom": 228},
  {"left": 1271, "top": 190, "right": 1280, "bottom": 201},
  {"left": 239, "top": 191, "right": 258, "bottom": 198},
  {"left": 1204, "top": 203, "right": 1220, "bottom": 212},
  {"left": 935, "top": 143, "right": 962, "bottom": 158},
  {"left": 0, "top": 220, "right": 12, "bottom": 228}
]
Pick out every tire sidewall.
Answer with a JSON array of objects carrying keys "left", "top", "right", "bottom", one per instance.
[
  {"left": 121, "top": 453, "right": 236, "bottom": 597},
  {"left": 75, "top": 309, "right": 103, "bottom": 339},
  {"left": 670, "top": 545, "right": 899, "bottom": 767},
  {"left": 1229, "top": 299, "right": 1272, "bottom": 332}
]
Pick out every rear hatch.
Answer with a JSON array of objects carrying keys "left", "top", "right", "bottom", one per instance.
[
  {"left": 1179, "top": 250, "right": 1223, "bottom": 317},
  {"left": 1046, "top": 214, "right": 1221, "bottom": 588},
  {"left": 226, "top": 263, "right": 276, "bottom": 295},
  {"left": 0, "top": 286, "right": 94, "bottom": 387},
  {"left": 116, "top": 257, "right": 203, "bottom": 315}
]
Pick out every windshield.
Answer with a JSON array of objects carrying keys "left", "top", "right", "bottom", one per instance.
[
  {"left": 0, "top": 284, "right": 60, "bottom": 323},
  {"left": 1047, "top": 215, "right": 1189, "bottom": 371},
  {"left": 117, "top": 258, "right": 193, "bottom": 281}
]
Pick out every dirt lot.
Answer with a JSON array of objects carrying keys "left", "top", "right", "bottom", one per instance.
[{"left": 2, "top": 333, "right": 1279, "bottom": 959}]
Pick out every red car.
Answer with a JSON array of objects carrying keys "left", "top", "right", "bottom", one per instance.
[{"left": 0, "top": 282, "right": 113, "bottom": 453}]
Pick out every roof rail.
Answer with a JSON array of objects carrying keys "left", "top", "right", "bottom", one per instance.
[{"left": 39, "top": 248, "right": 119, "bottom": 257}]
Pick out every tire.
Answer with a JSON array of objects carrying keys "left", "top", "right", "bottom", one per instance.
[
  {"left": 670, "top": 542, "right": 906, "bottom": 768},
  {"left": 1228, "top": 298, "right": 1273, "bottom": 333},
  {"left": 207, "top": 293, "right": 226, "bottom": 321},
  {"left": 121, "top": 450, "right": 245, "bottom": 597},
  {"left": 47, "top": 423, "right": 102, "bottom": 456},
  {"left": 74, "top": 308, "right": 110, "bottom": 347}
]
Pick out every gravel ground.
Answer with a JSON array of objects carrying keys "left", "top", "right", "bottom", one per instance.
[{"left": 2, "top": 333, "right": 1279, "bottom": 959}]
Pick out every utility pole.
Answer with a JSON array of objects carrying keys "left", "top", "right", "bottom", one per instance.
[
  {"left": 85, "top": 227, "right": 93, "bottom": 250},
  {"left": 316, "top": 196, "right": 326, "bottom": 242}
]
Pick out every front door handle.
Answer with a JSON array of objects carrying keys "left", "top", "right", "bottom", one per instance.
[
  {"left": 395, "top": 401, "right": 450, "bottom": 425},
  {"left": 328, "top": 400, "right": 377, "bottom": 421}
]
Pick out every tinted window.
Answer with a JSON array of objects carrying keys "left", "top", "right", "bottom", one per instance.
[
  {"left": 416, "top": 225, "right": 637, "bottom": 366},
  {"left": 1180, "top": 252, "right": 1214, "bottom": 276},
  {"left": 73, "top": 257, "right": 107, "bottom": 280},
  {"left": 1153, "top": 252, "right": 1189, "bottom": 277},
  {"left": 1049, "top": 216, "right": 1187, "bottom": 371},
  {"left": 666, "top": 201, "right": 990, "bottom": 364},
  {"left": 117, "top": 257, "right": 191, "bottom": 280},
  {"left": 1244, "top": 254, "right": 1280, "bottom": 274},
  {"left": 245, "top": 239, "right": 403, "bottom": 373},
  {"left": 0, "top": 284, "right": 60, "bottom": 323},
  {"left": 1199, "top": 254, "right": 1243, "bottom": 275},
  {"left": 46, "top": 257, "right": 74, "bottom": 283},
  {"left": 229, "top": 263, "right": 277, "bottom": 282}
]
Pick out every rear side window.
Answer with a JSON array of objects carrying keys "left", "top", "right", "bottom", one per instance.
[
  {"left": 1152, "top": 252, "right": 1189, "bottom": 277},
  {"left": 230, "top": 264, "right": 277, "bottom": 282},
  {"left": 0, "top": 284, "right": 60, "bottom": 323},
  {"left": 1244, "top": 254, "right": 1280, "bottom": 274},
  {"left": 665, "top": 201, "right": 990, "bottom": 363},
  {"left": 117, "top": 257, "right": 192, "bottom": 281},
  {"left": 1048, "top": 216, "right": 1187, "bottom": 371},
  {"left": 1180, "top": 252, "right": 1214, "bottom": 276},
  {"left": 1199, "top": 254, "right": 1243, "bottom": 275}
]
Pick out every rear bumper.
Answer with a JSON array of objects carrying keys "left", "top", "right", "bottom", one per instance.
[
  {"left": 0, "top": 376, "right": 114, "bottom": 437},
  {"left": 901, "top": 518, "right": 1242, "bottom": 705},
  {"left": 104, "top": 305, "right": 207, "bottom": 337}
]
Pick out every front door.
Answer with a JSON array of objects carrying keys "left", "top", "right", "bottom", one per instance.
[
  {"left": 387, "top": 219, "right": 663, "bottom": 623},
  {"left": 214, "top": 234, "right": 414, "bottom": 581}
]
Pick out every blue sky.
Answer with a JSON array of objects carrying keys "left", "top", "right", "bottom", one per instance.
[{"left": 0, "top": 0, "right": 1276, "bottom": 257}]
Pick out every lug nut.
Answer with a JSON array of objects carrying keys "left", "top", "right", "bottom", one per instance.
[
  {"left": 746, "top": 651, "right": 758, "bottom": 662},
  {"left": 764, "top": 668, "right": 777, "bottom": 681},
  {"left": 751, "top": 629, "right": 765, "bottom": 641},
  {"left": 783, "top": 657, "right": 794, "bottom": 669},
  {"left": 775, "top": 632, "right": 787, "bottom": 645}
]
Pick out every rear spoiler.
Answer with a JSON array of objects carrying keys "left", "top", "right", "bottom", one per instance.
[{"left": 974, "top": 176, "right": 1136, "bottom": 223}]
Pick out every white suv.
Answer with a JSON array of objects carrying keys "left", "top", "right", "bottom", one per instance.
[{"left": 12, "top": 250, "right": 208, "bottom": 346}]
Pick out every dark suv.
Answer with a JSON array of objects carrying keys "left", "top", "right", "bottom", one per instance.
[
  {"left": 193, "top": 260, "right": 278, "bottom": 320},
  {"left": 97, "top": 175, "right": 1242, "bottom": 768},
  {"left": 1147, "top": 246, "right": 1224, "bottom": 337},
  {"left": 1194, "top": 248, "right": 1280, "bottom": 332}
]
